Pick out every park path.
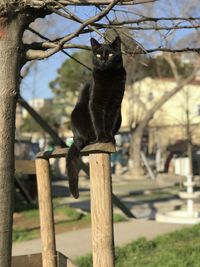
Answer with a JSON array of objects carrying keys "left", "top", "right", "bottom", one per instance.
[{"left": 12, "top": 219, "right": 190, "bottom": 260}]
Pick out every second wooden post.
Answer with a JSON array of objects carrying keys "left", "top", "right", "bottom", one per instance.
[{"left": 89, "top": 152, "right": 114, "bottom": 267}]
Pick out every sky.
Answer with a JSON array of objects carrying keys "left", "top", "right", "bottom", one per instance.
[
  {"left": 20, "top": 1, "right": 199, "bottom": 102},
  {"left": 21, "top": 52, "right": 66, "bottom": 100}
]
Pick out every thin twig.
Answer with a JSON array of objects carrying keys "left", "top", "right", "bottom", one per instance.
[
  {"left": 95, "top": 16, "right": 200, "bottom": 26},
  {"left": 135, "top": 47, "right": 200, "bottom": 54},
  {"left": 93, "top": 23, "right": 200, "bottom": 31}
]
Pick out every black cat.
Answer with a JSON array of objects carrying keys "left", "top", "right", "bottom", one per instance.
[{"left": 66, "top": 36, "right": 126, "bottom": 198}]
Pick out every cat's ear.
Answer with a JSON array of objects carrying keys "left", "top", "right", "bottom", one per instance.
[
  {"left": 110, "top": 36, "right": 121, "bottom": 51},
  {"left": 90, "top": 38, "right": 100, "bottom": 51}
]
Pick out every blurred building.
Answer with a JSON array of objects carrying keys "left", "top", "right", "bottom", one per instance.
[
  {"left": 121, "top": 77, "right": 200, "bottom": 152},
  {"left": 22, "top": 98, "right": 53, "bottom": 117}
]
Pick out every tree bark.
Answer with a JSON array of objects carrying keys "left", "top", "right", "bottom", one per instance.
[
  {"left": 130, "top": 125, "right": 145, "bottom": 176},
  {"left": 0, "top": 15, "right": 26, "bottom": 267}
]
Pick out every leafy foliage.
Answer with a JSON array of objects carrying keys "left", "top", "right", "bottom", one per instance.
[
  {"left": 50, "top": 50, "right": 92, "bottom": 101},
  {"left": 21, "top": 105, "right": 60, "bottom": 134}
]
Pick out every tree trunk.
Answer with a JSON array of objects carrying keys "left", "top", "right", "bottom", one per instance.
[
  {"left": 130, "top": 125, "right": 145, "bottom": 176},
  {"left": 186, "top": 108, "right": 193, "bottom": 175},
  {"left": 0, "top": 15, "right": 26, "bottom": 267}
]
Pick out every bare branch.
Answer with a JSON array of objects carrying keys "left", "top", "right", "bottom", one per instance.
[
  {"left": 26, "top": 40, "right": 90, "bottom": 50},
  {"left": 163, "top": 53, "right": 180, "bottom": 81},
  {"left": 49, "top": 2, "right": 108, "bottom": 41},
  {"left": 25, "top": 0, "right": 120, "bottom": 60},
  {"left": 1, "top": 0, "right": 153, "bottom": 16},
  {"left": 25, "top": 28, "right": 91, "bottom": 71},
  {"left": 95, "top": 17, "right": 200, "bottom": 26},
  {"left": 23, "top": 0, "right": 153, "bottom": 9},
  {"left": 24, "top": 0, "right": 200, "bottom": 61},
  {"left": 25, "top": 45, "right": 62, "bottom": 60},
  {"left": 119, "top": 25, "right": 200, "bottom": 31},
  {"left": 46, "top": 6, "right": 71, "bottom": 20},
  {"left": 93, "top": 23, "right": 200, "bottom": 31},
  {"left": 138, "top": 47, "right": 200, "bottom": 54},
  {"left": 58, "top": 0, "right": 121, "bottom": 45}
]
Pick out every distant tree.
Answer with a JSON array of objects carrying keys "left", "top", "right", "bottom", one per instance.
[
  {"left": 21, "top": 105, "right": 60, "bottom": 136},
  {"left": 50, "top": 50, "right": 92, "bottom": 102},
  {"left": 21, "top": 114, "right": 42, "bottom": 133}
]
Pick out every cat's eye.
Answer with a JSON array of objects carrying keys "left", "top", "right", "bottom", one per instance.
[
  {"left": 108, "top": 53, "right": 113, "bottom": 57},
  {"left": 96, "top": 54, "right": 101, "bottom": 58}
]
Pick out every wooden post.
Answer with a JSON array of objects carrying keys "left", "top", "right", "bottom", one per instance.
[
  {"left": 36, "top": 145, "right": 135, "bottom": 219},
  {"left": 89, "top": 153, "right": 114, "bottom": 267},
  {"left": 35, "top": 158, "right": 57, "bottom": 267}
]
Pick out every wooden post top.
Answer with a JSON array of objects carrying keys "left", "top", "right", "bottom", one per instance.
[{"left": 36, "top": 143, "right": 116, "bottom": 160}]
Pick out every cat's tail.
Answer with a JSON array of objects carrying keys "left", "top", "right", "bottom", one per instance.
[{"left": 66, "top": 140, "right": 84, "bottom": 199}]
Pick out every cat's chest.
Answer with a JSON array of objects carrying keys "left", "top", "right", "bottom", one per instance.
[
  {"left": 96, "top": 79, "right": 119, "bottom": 90},
  {"left": 92, "top": 82, "right": 122, "bottom": 105},
  {"left": 92, "top": 75, "right": 125, "bottom": 96},
  {"left": 90, "top": 69, "right": 126, "bottom": 107}
]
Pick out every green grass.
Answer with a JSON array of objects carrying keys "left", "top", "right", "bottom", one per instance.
[
  {"left": 54, "top": 205, "right": 81, "bottom": 220},
  {"left": 76, "top": 223, "right": 200, "bottom": 267},
  {"left": 13, "top": 229, "right": 39, "bottom": 242},
  {"left": 13, "top": 204, "right": 127, "bottom": 243},
  {"left": 13, "top": 205, "right": 82, "bottom": 242}
]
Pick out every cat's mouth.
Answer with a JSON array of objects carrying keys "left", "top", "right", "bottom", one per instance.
[
  {"left": 100, "top": 62, "right": 113, "bottom": 70},
  {"left": 101, "top": 64, "right": 107, "bottom": 70}
]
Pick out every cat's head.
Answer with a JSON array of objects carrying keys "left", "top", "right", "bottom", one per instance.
[{"left": 90, "top": 37, "right": 123, "bottom": 71}]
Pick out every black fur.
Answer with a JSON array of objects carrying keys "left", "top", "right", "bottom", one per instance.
[{"left": 66, "top": 37, "right": 126, "bottom": 198}]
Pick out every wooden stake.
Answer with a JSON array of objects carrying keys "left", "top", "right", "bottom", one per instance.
[
  {"left": 35, "top": 158, "right": 57, "bottom": 267},
  {"left": 89, "top": 153, "right": 114, "bottom": 267}
]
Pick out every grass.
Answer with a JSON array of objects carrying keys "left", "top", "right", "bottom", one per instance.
[
  {"left": 13, "top": 203, "right": 127, "bottom": 243},
  {"left": 76, "top": 223, "right": 200, "bottom": 267},
  {"left": 12, "top": 185, "right": 178, "bottom": 243}
]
